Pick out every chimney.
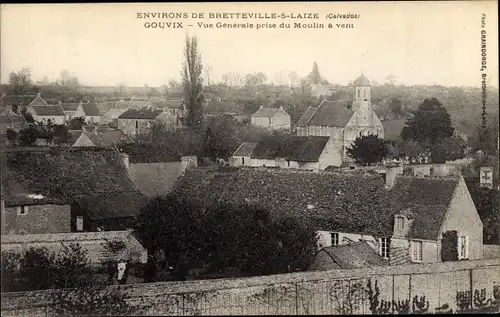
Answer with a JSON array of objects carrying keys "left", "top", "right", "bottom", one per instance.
[
  {"left": 259, "top": 105, "right": 264, "bottom": 109},
  {"left": 279, "top": 105, "right": 284, "bottom": 111},
  {"left": 120, "top": 153, "right": 129, "bottom": 169},
  {"left": 385, "top": 165, "right": 403, "bottom": 189},
  {"left": 181, "top": 156, "right": 198, "bottom": 173},
  {"left": 36, "top": 92, "right": 41, "bottom": 98}
]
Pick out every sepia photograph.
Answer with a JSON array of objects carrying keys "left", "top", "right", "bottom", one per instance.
[{"left": 0, "top": 1, "right": 499, "bottom": 315}]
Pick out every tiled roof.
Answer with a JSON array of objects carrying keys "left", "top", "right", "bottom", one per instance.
[
  {"left": 383, "top": 119, "right": 406, "bottom": 140},
  {"left": 310, "top": 242, "right": 389, "bottom": 270},
  {"left": 232, "top": 142, "right": 257, "bottom": 157},
  {"left": 407, "top": 204, "right": 449, "bottom": 240},
  {"left": 30, "top": 105, "right": 65, "bottom": 116},
  {"left": 0, "top": 95, "right": 36, "bottom": 107},
  {"left": 251, "top": 107, "right": 282, "bottom": 118},
  {"left": 251, "top": 135, "right": 330, "bottom": 162},
  {"left": 2, "top": 148, "right": 137, "bottom": 206},
  {"left": 151, "top": 99, "right": 184, "bottom": 109},
  {"left": 118, "top": 108, "right": 163, "bottom": 120},
  {"left": 68, "top": 130, "right": 83, "bottom": 143},
  {"left": 29, "top": 95, "right": 49, "bottom": 106},
  {"left": 127, "top": 162, "right": 184, "bottom": 197},
  {"left": 74, "top": 191, "right": 148, "bottom": 220},
  {"left": 60, "top": 103, "right": 80, "bottom": 112},
  {"left": 82, "top": 103, "right": 101, "bottom": 116},
  {"left": 102, "top": 108, "right": 127, "bottom": 119},
  {"left": 304, "top": 100, "right": 354, "bottom": 127},
  {"left": 116, "top": 100, "right": 149, "bottom": 109},
  {"left": 173, "top": 168, "right": 461, "bottom": 239},
  {"left": 297, "top": 106, "right": 317, "bottom": 127},
  {"left": 85, "top": 128, "right": 132, "bottom": 147},
  {"left": 97, "top": 102, "right": 117, "bottom": 115}
]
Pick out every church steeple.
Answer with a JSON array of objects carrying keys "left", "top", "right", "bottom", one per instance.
[{"left": 352, "top": 73, "right": 371, "bottom": 112}]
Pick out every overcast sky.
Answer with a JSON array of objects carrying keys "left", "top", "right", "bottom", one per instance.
[{"left": 1, "top": 2, "right": 498, "bottom": 87}]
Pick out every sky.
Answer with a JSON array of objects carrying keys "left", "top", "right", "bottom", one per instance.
[{"left": 1, "top": 2, "right": 498, "bottom": 88}]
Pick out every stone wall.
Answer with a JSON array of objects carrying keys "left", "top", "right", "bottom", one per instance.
[
  {"left": 3, "top": 204, "right": 71, "bottom": 235},
  {"left": 2, "top": 259, "right": 499, "bottom": 316}
]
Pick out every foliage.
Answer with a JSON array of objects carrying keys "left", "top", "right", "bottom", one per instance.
[
  {"left": 8, "top": 68, "right": 33, "bottom": 94},
  {"left": 53, "top": 243, "right": 91, "bottom": 289},
  {"left": 6, "top": 128, "right": 18, "bottom": 141},
  {"left": 0, "top": 252, "right": 23, "bottom": 292},
  {"left": 68, "top": 117, "right": 85, "bottom": 130},
  {"left": 21, "top": 247, "right": 58, "bottom": 290},
  {"left": 389, "top": 97, "right": 403, "bottom": 115},
  {"left": 441, "top": 230, "right": 459, "bottom": 262},
  {"left": 412, "top": 295, "right": 429, "bottom": 313},
  {"left": 135, "top": 194, "right": 317, "bottom": 280},
  {"left": 430, "top": 136, "right": 466, "bottom": 163},
  {"left": 405, "top": 98, "right": 454, "bottom": 145},
  {"left": 182, "top": 36, "right": 204, "bottom": 130},
  {"left": 465, "top": 178, "right": 499, "bottom": 244},
  {"left": 347, "top": 134, "right": 390, "bottom": 166},
  {"left": 49, "top": 124, "right": 72, "bottom": 144},
  {"left": 50, "top": 282, "right": 131, "bottom": 317}
]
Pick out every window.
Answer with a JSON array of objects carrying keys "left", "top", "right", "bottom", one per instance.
[
  {"left": 458, "top": 236, "right": 469, "bottom": 259},
  {"left": 76, "top": 216, "right": 84, "bottom": 231},
  {"left": 287, "top": 160, "right": 290, "bottom": 167},
  {"left": 268, "top": 118, "right": 272, "bottom": 125},
  {"left": 357, "top": 89, "right": 360, "bottom": 98},
  {"left": 411, "top": 240, "right": 423, "bottom": 262},
  {"left": 379, "top": 237, "right": 390, "bottom": 259},
  {"left": 17, "top": 206, "right": 28, "bottom": 215},
  {"left": 364, "top": 89, "right": 367, "bottom": 98},
  {"left": 242, "top": 157, "right": 245, "bottom": 165},
  {"left": 396, "top": 216, "right": 405, "bottom": 229},
  {"left": 135, "top": 120, "right": 139, "bottom": 130},
  {"left": 331, "top": 232, "right": 339, "bottom": 246}
]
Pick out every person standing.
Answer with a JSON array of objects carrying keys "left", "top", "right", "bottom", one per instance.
[{"left": 117, "top": 259, "right": 127, "bottom": 285}]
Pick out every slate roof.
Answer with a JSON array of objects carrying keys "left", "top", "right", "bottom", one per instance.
[
  {"left": 74, "top": 191, "right": 148, "bottom": 220},
  {"left": 84, "top": 128, "right": 132, "bottom": 147},
  {"left": 97, "top": 102, "right": 117, "bottom": 115},
  {"left": 2, "top": 148, "right": 137, "bottom": 206},
  {"left": 251, "top": 135, "right": 330, "bottom": 162},
  {"left": 302, "top": 100, "right": 354, "bottom": 127},
  {"left": 310, "top": 242, "right": 389, "bottom": 270},
  {"left": 60, "top": 103, "right": 81, "bottom": 112},
  {"left": 383, "top": 119, "right": 406, "bottom": 140},
  {"left": 232, "top": 142, "right": 257, "bottom": 157},
  {"left": 30, "top": 105, "right": 65, "bottom": 116},
  {"left": 82, "top": 103, "right": 101, "bottom": 116},
  {"left": 172, "top": 168, "right": 461, "bottom": 239},
  {"left": 127, "top": 162, "right": 184, "bottom": 197},
  {"left": 116, "top": 100, "right": 149, "bottom": 109},
  {"left": 354, "top": 74, "right": 370, "bottom": 86},
  {"left": 251, "top": 107, "right": 283, "bottom": 118},
  {"left": 118, "top": 108, "right": 163, "bottom": 120},
  {"left": 102, "top": 108, "right": 127, "bottom": 119},
  {"left": 297, "top": 106, "right": 317, "bottom": 127}
]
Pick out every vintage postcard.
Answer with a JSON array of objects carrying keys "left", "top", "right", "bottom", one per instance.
[{"left": 0, "top": 1, "right": 499, "bottom": 316}]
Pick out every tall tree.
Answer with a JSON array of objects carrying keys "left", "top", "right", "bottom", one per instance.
[
  {"left": 347, "top": 134, "right": 390, "bottom": 166},
  {"left": 308, "top": 62, "right": 321, "bottom": 85},
  {"left": 8, "top": 68, "right": 33, "bottom": 94},
  {"left": 405, "top": 98, "right": 454, "bottom": 145},
  {"left": 182, "top": 36, "right": 204, "bottom": 129},
  {"left": 389, "top": 97, "right": 403, "bottom": 115}
]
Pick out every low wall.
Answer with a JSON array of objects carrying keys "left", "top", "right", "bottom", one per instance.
[{"left": 2, "top": 259, "right": 499, "bottom": 316}]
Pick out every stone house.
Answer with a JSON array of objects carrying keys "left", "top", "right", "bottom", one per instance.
[
  {"left": 117, "top": 107, "right": 164, "bottom": 136},
  {"left": 0, "top": 92, "right": 48, "bottom": 110},
  {"left": 27, "top": 105, "right": 65, "bottom": 125},
  {"left": 1, "top": 147, "right": 145, "bottom": 235},
  {"left": 74, "top": 102, "right": 102, "bottom": 124},
  {"left": 230, "top": 135, "right": 340, "bottom": 171},
  {"left": 251, "top": 105, "right": 291, "bottom": 130},
  {"left": 230, "top": 142, "right": 258, "bottom": 167},
  {"left": 59, "top": 103, "right": 81, "bottom": 122},
  {"left": 101, "top": 108, "right": 127, "bottom": 124},
  {"left": 173, "top": 165, "right": 483, "bottom": 265},
  {"left": 297, "top": 74, "right": 384, "bottom": 166}
]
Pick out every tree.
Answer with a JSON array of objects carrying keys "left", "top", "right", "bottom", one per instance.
[
  {"left": 308, "top": 62, "right": 321, "bottom": 85},
  {"left": 182, "top": 36, "right": 204, "bottom": 129},
  {"left": 347, "top": 134, "right": 390, "bottom": 166},
  {"left": 49, "top": 125, "right": 71, "bottom": 144},
  {"left": 68, "top": 117, "right": 85, "bottom": 130},
  {"left": 6, "top": 129, "right": 18, "bottom": 142},
  {"left": 8, "top": 68, "right": 33, "bottom": 94},
  {"left": 405, "top": 98, "right": 454, "bottom": 145},
  {"left": 429, "top": 136, "right": 466, "bottom": 163},
  {"left": 389, "top": 98, "right": 402, "bottom": 115}
]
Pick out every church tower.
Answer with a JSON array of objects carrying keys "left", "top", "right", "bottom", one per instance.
[{"left": 352, "top": 73, "right": 371, "bottom": 112}]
